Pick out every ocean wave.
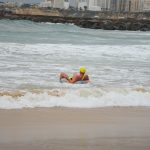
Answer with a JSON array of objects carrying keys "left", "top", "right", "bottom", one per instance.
[{"left": 0, "top": 87, "right": 150, "bottom": 109}]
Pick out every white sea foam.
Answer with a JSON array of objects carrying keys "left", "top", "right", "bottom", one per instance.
[
  {"left": 0, "top": 87, "right": 150, "bottom": 109},
  {"left": 0, "top": 43, "right": 150, "bottom": 90}
]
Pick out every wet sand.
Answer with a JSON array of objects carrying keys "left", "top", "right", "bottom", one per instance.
[{"left": 0, "top": 107, "right": 150, "bottom": 150}]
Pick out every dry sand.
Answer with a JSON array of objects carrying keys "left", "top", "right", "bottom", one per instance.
[{"left": 0, "top": 107, "right": 150, "bottom": 150}]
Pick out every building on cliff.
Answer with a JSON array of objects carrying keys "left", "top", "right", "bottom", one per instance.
[
  {"left": 88, "top": 0, "right": 101, "bottom": 11},
  {"left": 110, "top": 0, "right": 129, "bottom": 12},
  {"left": 78, "top": 0, "right": 88, "bottom": 11},
  {"left": 39, "top": 0, "right": 52, "bottom": 7},
  {"left": 97, "top": 0, "right": 111, "bottom": 11},
  {"left": 53, "top": 0, "right": 69, "bottom": 9},
  {"left": 110, "top": 0, "right": 144, "bottom": 12},
  {"left": 1, "top": 0, "right": 150, "bottom": 12},
  {"left": 69, "top": 0, "right": 78, "bottom": 9},
  {"left": 69, "top": 0, "right": 102, "bottom": 11},
  {"left": 39, "top": 0, "right": 69, "bottom": 9},
  {"left": 129, "top": 0, "right": 143, "bottom": 12},
  {"left": 143, "top": 0, "right": 150, "bottom": 11},
  {"left": 41, "top": 0, "right": 149, "bottom": 12}
]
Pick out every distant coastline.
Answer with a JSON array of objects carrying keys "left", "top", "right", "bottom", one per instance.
[{"left": 0, "top": 8, "right": 150, "bottom": 31}]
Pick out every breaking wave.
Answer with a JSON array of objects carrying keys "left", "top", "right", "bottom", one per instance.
[{"left": 0, "top": 87, "right": 150, "bottom": 109}]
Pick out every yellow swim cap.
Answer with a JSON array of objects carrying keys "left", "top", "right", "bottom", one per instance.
[{"left": 80, "top": 66, "right": 86, "bottom": 73}]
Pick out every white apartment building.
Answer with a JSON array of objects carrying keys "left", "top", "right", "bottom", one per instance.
[
  {"left": 129, "top": 0, "right": 143, "bottom": 12},
  {"left": 39, "top": 0, "right": 52, "bottom": 8},
  {"left": 70, "top": 0, "right": 102, "bottom": 11},
  {"left": 53, "top": 0, "right": 63, "bottom": 9},
  {"left": 143, "top": 0, "right": 150, "bottom": 11},
  {"left": 88, "top": 0, "right": 101, "bottom": 11},
  {"left": 64, "top": 0, "right": 70, "bottom": 9},
  {"left": 78, "top": 0, "right": 88, "bottom": 10},
  {"left": 110, "top": 0, "right": 142, "bottom": 12},
  {"left": 39, "top": 0, "right": 150, "bottom": 12},
  {"left": 69, "top": 0, "right": 78, "bottom": 8},
  {"left": 98, "top": 0, "right": 111, "bottom": 11},
  {"left": 39, "top": 0, "right": 69, "bottom": 9}
]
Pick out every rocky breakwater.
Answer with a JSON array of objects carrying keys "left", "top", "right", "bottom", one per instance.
[
  {"left": 0, "top": 13, "right": 150, "bottom": 31},
  {"left": 75, "top": 19, "right": 150, "bottom": 31}
]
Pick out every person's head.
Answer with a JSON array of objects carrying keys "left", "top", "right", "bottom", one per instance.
[{"left": 79, "top": 66, "right": 86, "bottom": 74}]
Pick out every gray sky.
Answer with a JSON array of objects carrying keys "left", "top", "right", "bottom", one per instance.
[{"left": 0, "top": 0, "right": 41, "bottom": 4}]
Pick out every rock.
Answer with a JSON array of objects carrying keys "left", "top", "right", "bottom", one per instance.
[
  {"left": 1, "top": 13, "right": 150, "bottom": 31},
  {"left": 141, "top": 27, "right": 150, "bottom": 31}
]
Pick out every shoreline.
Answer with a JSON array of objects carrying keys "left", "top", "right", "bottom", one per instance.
[{"left": 0, "top": 107, "right": 150, "bottom": 150}]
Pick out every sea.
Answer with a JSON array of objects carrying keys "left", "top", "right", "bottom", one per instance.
[{"left": 0, "top": 19, "right": 150, "bottom": 109}]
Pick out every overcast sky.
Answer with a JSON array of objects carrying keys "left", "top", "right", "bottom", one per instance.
[
  {"left": 0, "top": 0, "right": 41, "bottom": 4},
  {"left": 0, "top": 0, "right": 77, "bottom": 5}
]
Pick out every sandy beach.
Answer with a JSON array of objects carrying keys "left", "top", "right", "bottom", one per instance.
[{"left": 0, "top": 107, "right": 150, "bottom": 150}]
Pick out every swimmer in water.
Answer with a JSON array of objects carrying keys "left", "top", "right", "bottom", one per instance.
[{"left": 60, "top": 66, "right": 89, "bottom": 84}]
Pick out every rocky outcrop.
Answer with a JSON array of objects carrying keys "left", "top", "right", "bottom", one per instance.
[
  {"left": 75, "top": 19, "right": 150, "bottom": 31},
  {"left": 0, "top": 13, "right": 150, "bottom": 31}
]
